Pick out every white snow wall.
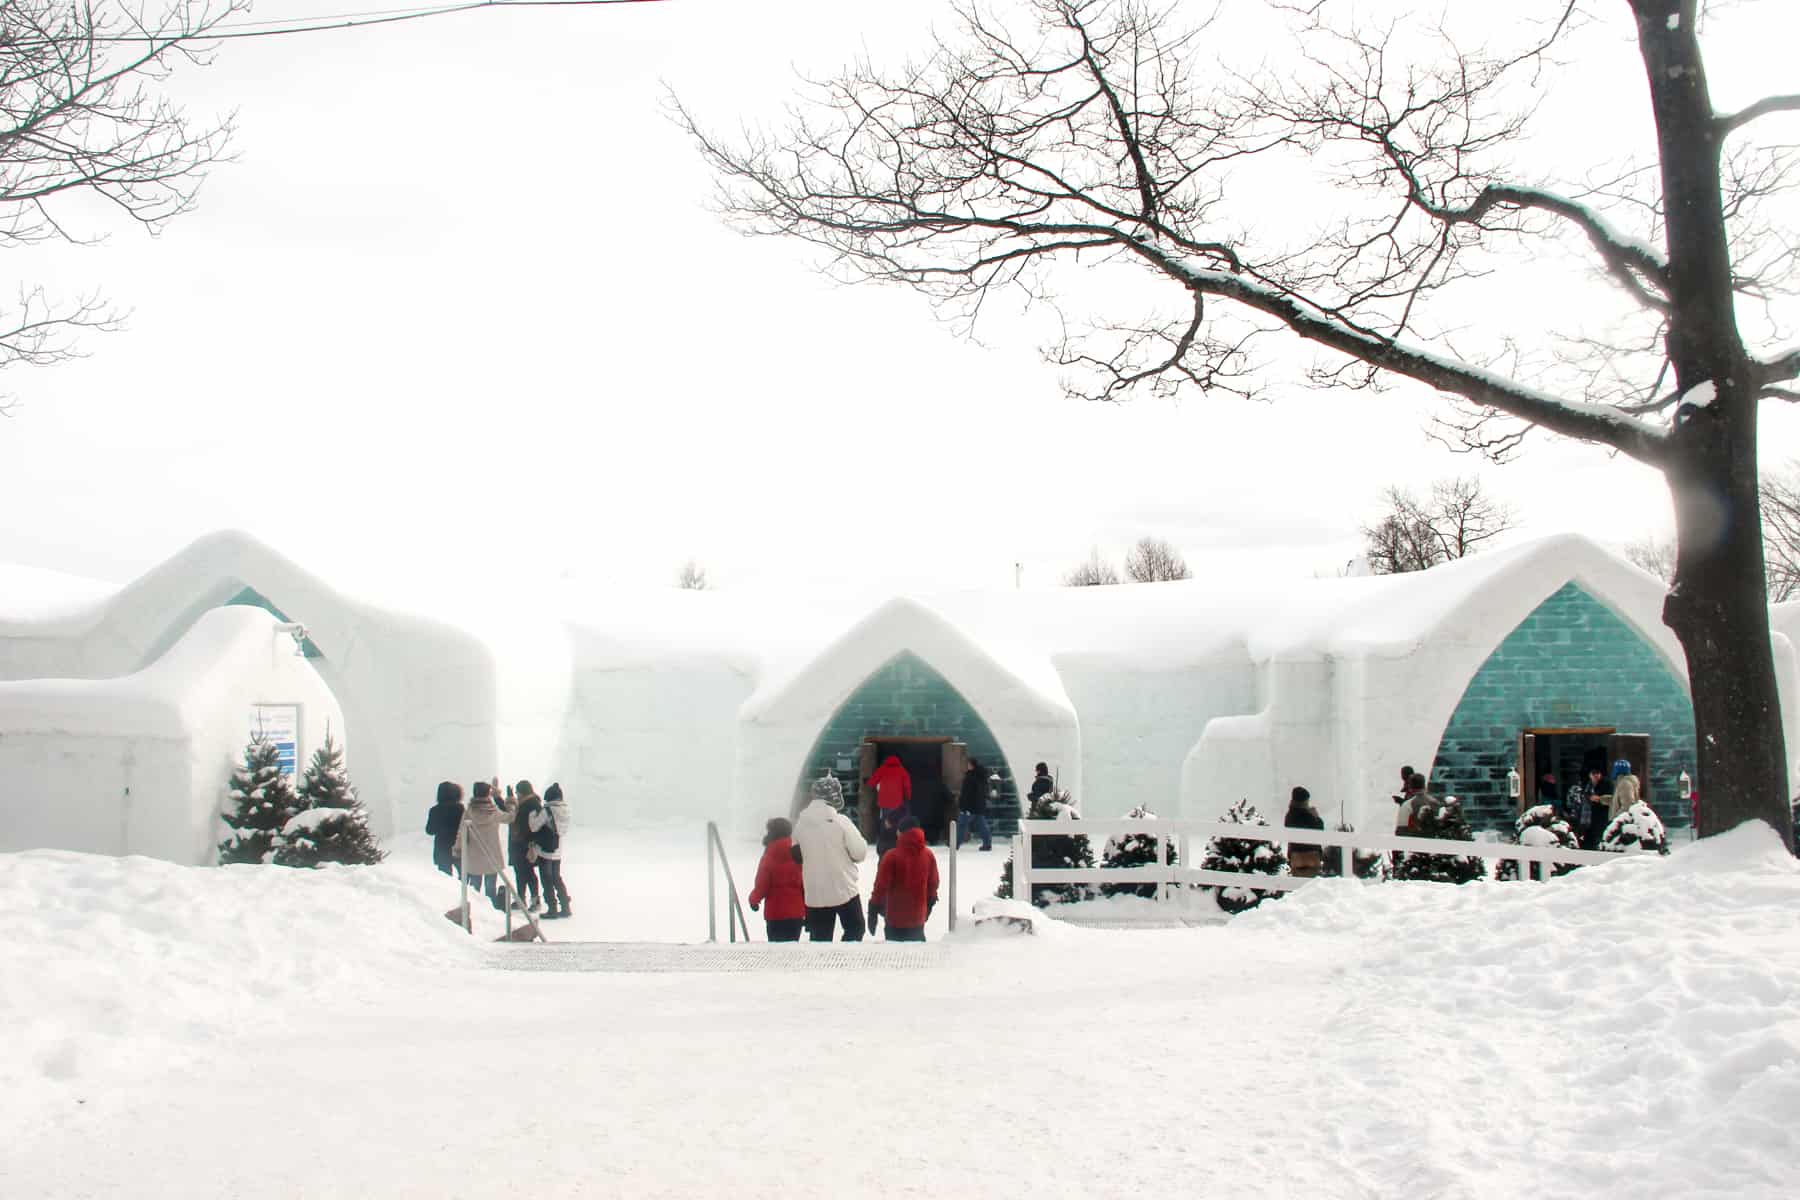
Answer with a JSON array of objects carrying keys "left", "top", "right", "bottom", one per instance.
[{"left": 0, "top": 607, "right": 343, "bottom": 864}]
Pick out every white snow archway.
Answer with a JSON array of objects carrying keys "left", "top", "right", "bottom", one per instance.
[{"left": 732, "top": 597, "right": 1079, "bottom": 834}]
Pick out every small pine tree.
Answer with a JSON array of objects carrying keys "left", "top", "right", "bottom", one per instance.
[
  {"left": 1392, "top": 795, "right": 1485, "bottom": 883},
  {"left": 1496, "top": 804, "right": 1582, "bottom": 881},
  {"left": 218, "top": 734, "right": 304, "bottom": 865},
  {"left": 1099, "top": 804, "right": 1178, "bottom": 898},
  {"left": 274, "top": 730, "right": 386, "bottom": 868},
  {"left": 1600, "top": 801, "right": 1670, "bottom": 855},
  {"left": 1200, "top": 799, "right": 1290, "bottom": 914},
  {"left": 995, "top": 787, "right": 1094, "bottom": 906}
]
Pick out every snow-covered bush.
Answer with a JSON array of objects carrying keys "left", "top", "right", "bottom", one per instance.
[
  {"left": 1099, "top": 804, "right": 1177, "bottom": 898},
  {"left": 1393, "top": 796, "right": 1485, "bottom": 884},
  {"left": 995, "top": 787, "right": 1094, "bottom": 906},
  {"left": 1496, "top": 804, "right": 1582, "bottom": 881},
  {"left": 218, "top": 735, "right": 304, "bottom": 865},
  {"left": 1601, "top": 801, "right": 1671, "bottom": 855},
  {"left": 1200, "top": 799, "right": 1289, "bottom": 914},
  {"left": 274, "top": 731, "right": 386, "bottom": 868}
]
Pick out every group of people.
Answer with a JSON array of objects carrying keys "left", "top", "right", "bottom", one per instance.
[
  {"left": 749, "top": 771, "right": 943, "bottom": 942},
  {"left": 425, "top": 778, "right": 574, "bottom": 918},
  {"left": 861, "top": 752, "right": 1011, "bottom": 853},
  {"left": 1535, "top": 759, "right": 1644, "bottom": 847}
]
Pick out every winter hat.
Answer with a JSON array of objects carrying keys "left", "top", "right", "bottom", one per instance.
[
  {"left": 544, "top": 783, "right": 563, "bottom": 805},
  {"left": 1290, "top": 786, "right": 1311, "bottom": 807},
  {"left": 1611, "top": 759, "right": 1633, "bottom": 780},
  {"left": 811, "top": 773, "right": 844, "bottom": 811}
]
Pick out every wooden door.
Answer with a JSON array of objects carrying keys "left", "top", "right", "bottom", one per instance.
[
  {"left": 941, "top": 742, "right": 968, "bottom": 828},
  {"left": 1610, "top": 733, "right": 1651, "bottom": 803},
  {"left": 857, "top": 741, "right": 879, "bottom": 839},
  {"left": 1518, "top": 731, "right": 1537, "bottom": 814}
]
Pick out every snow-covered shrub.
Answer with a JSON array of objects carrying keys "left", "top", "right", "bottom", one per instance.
[
  {"left": 995, "top": 787, "right": 1094, "bottom": 906},
  {"left": 1200, "top": 799, "right": 1289, "bottom": 914},
  {"left": 218, "top": 735, "right": 303, "bottom": 865},
  {"left": 1099, "top": 804, "right": 1177, "bottom": 898},
  {"left": 1323, "top": 822, "right": 1390, "bottom": 880},
  {"left": 1393, "top": 796, "right": 1484, "bottom": 884},
  {"left": 274, "top": 730, "right": 386, "bottom": 868},
  {"left": 1601, "top": 801, "right": 1671, "bottom": 855},
  {"left": 1496, "top": 804, "right": 1582, "bottom": 881}
]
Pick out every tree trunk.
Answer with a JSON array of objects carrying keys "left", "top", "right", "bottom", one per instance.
[{"left": 1636, "top": 0, "right": 1794, "bottom": 850}]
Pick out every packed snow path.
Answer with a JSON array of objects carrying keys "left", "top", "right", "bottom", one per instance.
[
  {"left": 491, "top": 941, "right": 951, "bottom": 972},
  {"left": 5, "top": 827, "right": 1799, "bottom": 1198}
]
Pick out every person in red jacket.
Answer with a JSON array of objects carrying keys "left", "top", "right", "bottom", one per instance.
[
  {"left": 870, "top": 816, "right": 940, "bottom": 942},
  {"left": 867, "top": 753, "right": 913, "bottom": 848},
  {"left": 749, "top": 817, "right": 807, "bottom": 942}
]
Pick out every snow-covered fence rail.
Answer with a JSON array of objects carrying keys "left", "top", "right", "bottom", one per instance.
[{"left": 1012, "top": 818, "right": 1621, "bottom": 904}]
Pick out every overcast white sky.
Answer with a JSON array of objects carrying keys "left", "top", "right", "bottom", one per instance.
[{"left": 2, "top": 0, "right": 1797, "bottom": 599}]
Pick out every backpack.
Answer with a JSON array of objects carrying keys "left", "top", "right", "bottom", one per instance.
[{"left": 532, "top": 807, "right": 561, "bottom": 854}]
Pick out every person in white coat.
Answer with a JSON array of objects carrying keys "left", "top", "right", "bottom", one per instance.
[
  {"left": 529, "top": 782, "right": 573, "bottom": 919},
  {"left": 792, "top": 773, "right": 869, "bottom": 941}
]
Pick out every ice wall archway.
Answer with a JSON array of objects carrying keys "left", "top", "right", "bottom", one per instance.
[
  {"left": 1428, "top": 582, "right": 1697, "bottom": 831},
  {"left": 733, "top": 597, "right": 1079, "bottom": 835},
  {"left": 792, "top": 650, "right": 1022, "bottom": 827}
]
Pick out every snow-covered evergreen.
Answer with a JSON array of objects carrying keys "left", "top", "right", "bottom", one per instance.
[
  {"left": 217, "top": 735, "right": 303, "bottom": 865},
  {"left": 996, "top": 787, "right": 1093, "bottom": 906},
  {"left": 1099, "top": 804, "right": 1177, "bottom": 898},
  {"left": 274, "top": 730, "right": 385, "bottom": 868},
  {"left": 1323, "top": 821, "right": 1390, "bottom": 880},
  {"left": 1601, "top": 801, "right": 1670, "bottom": 855},
  {"left": 1496, "top": 804, "right": 1582, "bottom": 881},
  {"left": 1392, "top": 796, "right": 1485, "bottom": 884},
  {"left": 1199, "top": 799, "right": 1289, "bottom": 914}
]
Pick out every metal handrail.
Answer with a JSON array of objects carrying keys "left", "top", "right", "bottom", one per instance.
[
  {"left": 455, "top": 810, "right": 548, "bottom": 943},
  {"left": 705, "top": 821, "right": 751, "bottom": 942}
]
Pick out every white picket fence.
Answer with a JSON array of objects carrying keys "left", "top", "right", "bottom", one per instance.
[{"left": 1012, "top": 818, "right": 1622, "bottom": 902}]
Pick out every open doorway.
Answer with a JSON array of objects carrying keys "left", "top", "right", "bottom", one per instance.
[
  {"left": 1518, "top": 727, "right": 1649, "bottom": 840},
  {"left": 856, "top": 736, "right": 967, "bottom": 846}
]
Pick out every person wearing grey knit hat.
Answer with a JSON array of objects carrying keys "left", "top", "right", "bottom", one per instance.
[{"left": 794, "top": 771, "right": 869, "bottom": 940}]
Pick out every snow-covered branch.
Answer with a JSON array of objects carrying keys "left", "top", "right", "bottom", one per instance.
[
  {"left": 1754, "top": 346, "right": 1800, "bottom": 392},
  {"left": 1718, "top": 94, "right": 1800, "bottom": 137}
]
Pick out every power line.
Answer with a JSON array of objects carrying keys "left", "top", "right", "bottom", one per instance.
[{"left": 5, "top": 0, "right": 672, "bottom": 47}]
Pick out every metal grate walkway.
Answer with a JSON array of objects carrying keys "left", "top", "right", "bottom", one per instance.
[{"left": 488, "top": 941, "right": 951, "bottom": 974}]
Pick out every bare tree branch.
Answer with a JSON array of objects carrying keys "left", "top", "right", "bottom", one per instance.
[{"left": 1718, "top": 93, "right": 1800, "bottom": 137}]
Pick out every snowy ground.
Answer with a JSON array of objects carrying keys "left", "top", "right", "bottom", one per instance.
[{"left": 4, "top": 826, "right": 1798, "bottom": 1198}]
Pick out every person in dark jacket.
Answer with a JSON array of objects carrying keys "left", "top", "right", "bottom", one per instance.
[
  {"left": 870, "top": 817, "right": 940, "bottom": 942},
  {"left": 425, "top": 781, "right": 464, "bottom": 876},
  {"left": 1285, "top": 786, "right": 1326, "bottom": 877},
  {"left": 749, "top": 817, "right": 807, "bottom": 941},
  {"left": 506, "top": 781, "right": 543, "bottom": 913},
  {"left": 530, "top": 783, "right": 572, "bottom": 919},
  {"left": 1028, "top": 761, "right": 1055, "bottom": 806},
  {"left": 956, "top": 759, "right": 992, "bottom": 851}
]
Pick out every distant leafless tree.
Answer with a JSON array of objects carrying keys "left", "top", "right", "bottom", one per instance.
[
  {"left": 1361, "top": 478, "right": 1516, "bottom": 575},
  {"left": 675, "top": 560, "right": 709, "bottom": 590},
  {"left": 1761, "top": 469, "right": 1800, "bottom": 603},
  {"left": 1625, "top": 534, "right": 1677, "bottom": 583},
  {"left": 1123, "top": 536, "right": 1191, "bottom": 582},
  {"left": 0, "top": 1, "right": 240, "bottom": 411},
  {"left": 1063, "top": 548, "right": 1120, "bottom": 587}
]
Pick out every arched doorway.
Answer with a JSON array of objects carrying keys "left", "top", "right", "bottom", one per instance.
[
  {"left": 794, "top": 651, "right": 1019, "bottom": 841},
  {"left": 1429, "top": 582, "right": 1696, "bottom": 833}
]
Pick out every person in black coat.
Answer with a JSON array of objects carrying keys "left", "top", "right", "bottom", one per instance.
[
  {"left": 1285, "top": 786, "right": 1326, "bottom": 877},
  {"left": 425, "top": 781, "right": 464, "bottom": 876},
  {"left": 1028, "top": 762, "right": 1055, "bottom": 805},
  {"left": 956, "top": 759, "right": 993, "bottom": 850}
]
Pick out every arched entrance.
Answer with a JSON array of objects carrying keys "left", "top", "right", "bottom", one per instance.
[
  {"left": 794, "top": 651, "right": 1019, "bottom": 841},
  {"left": 1429, "top": 582, "right": 1696, "bottom": 833}
]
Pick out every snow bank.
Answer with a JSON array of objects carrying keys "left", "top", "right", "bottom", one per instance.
[{"left": 0, "top": 849, "right": 474, "bottom": 1137}]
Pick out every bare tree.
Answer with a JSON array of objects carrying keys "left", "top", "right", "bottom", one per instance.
[
  {"left": 0, "top": 0, "right": 239, "bottom": 409},
  {"left": 1761, "top": 469, "right": 1800, "bottom": 603},
  {"left": 675, "top": 560, "right": 709, "bottom": 590},
  {"left": 1123, "top": 535, "right": 1190, "bottom": 582},
  {"left": 1063, "top": 548, "right": 1120, "bottom": 586},
  {"left": 680, "top": 0, "right": 1800, "bottom": 847},
  {"left": 1363, "top": 478, "right": 1517, "bottom": 574},
  {"left": 1625, "top": 534, "right": 1677, "bottom": 583}
]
